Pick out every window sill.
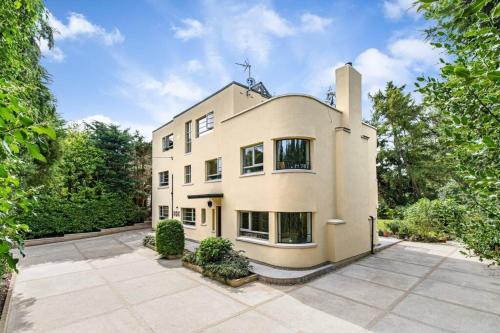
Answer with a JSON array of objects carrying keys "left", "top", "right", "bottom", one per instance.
[
  {"left": 182, "top": 183, "right": 194, "bottom": 187},
  {"left": 327, "top": 219, "right": 345, "bottom": 225},
  {"left": 158, "top": 185, "right": 169, "bottom": 189},
  {"left": 239, "top": 171, "right": 265, "bottom": 178},
  {"left": 183, "top": 225, "right": 196, "bottom": 230},
  {"left": 198, "top": 130, "right": 214, "bottom": 138},
  {"left": 205, "top": 179, "right": 222, "bottom": 183},
  {"left": 272, "top": 169, "right": 315, "bottom": 175},
  {"left": 236, "top": 237, "right": 317, "bottom": 249}
]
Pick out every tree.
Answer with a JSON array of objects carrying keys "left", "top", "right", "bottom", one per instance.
[
  {"left": 369, "top": 82, "right": 445, "bottom": 214},
  {"left": 131, "top": 131, "right": 151, "bottom": 211},
  {"left": 0, "top": 0, "right": 58, "bottom": 272},
  {"left": 416, "top": 0, "right": 499, "bottom": 263}
]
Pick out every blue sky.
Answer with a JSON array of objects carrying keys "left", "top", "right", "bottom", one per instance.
[{"left": 42, "top": 0, "right": 440, "bottom": 139}]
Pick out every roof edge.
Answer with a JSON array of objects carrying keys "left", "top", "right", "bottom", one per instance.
[
  {"left": 152, "top": 81, "right": 268, "bottom": 133},
  {"left": 221, "top": 93, "right": 342, "bottom": 124}
]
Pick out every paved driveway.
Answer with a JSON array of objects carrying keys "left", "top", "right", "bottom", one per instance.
[{"left": 6, "top": 230, "right": 500, "bottom": 333}]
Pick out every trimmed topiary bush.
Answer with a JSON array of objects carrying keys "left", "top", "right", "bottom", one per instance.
[
  {"left": 156, "top": 219, "right": 185, "bottom": 257},
  {"left": 196, "top": 237, "right": 232, "bottom": 266}
]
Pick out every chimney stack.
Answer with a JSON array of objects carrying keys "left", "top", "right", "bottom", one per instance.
[{"left": 335, "top": 63, "right": 362, "bottom": 129}]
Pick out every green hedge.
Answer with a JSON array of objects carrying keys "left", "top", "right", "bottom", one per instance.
[
  {"left": 196, "top": 237, "right": 232, "bottom": 266},
  {"left": 155, "top": 219, "right": 184, "bottom": 257},
  {"left": 20, "top": 194, "right": 147, "bottom": 239}
]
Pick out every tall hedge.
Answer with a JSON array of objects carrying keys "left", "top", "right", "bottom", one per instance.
[{"left": 156, "top": 219, "right": 185, "bottom": 257}]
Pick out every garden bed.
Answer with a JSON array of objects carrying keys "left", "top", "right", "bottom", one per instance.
[{"left": 182, "top": 261, "right": 257, "bottom": 287}]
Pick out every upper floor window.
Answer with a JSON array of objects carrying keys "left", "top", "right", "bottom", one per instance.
[
  {"left": 239, "top": 211, "right": 269, "bottom": 240},
  {"left": 275, "top": 139, "right": 310, "bottom": 170},
  {"left": 162, "top": 134, "right": 173, "bottom": 151},
  {"left": 242, "top": 143, "right": 263, "bottom": 174},
  {"left": 182, "top": 208, "right": 196, "bottom": 226},
  {"left": 197, "top": 112, "right": 214, "bottom": 137},
  {"left": 184, "top": 165, "right": 192, "bottom": 184},
  {"left": 159, "top": 206, "right": 169, "bottom": 220},
  {"left": 185, "top": 121, "right": 192, "bottom": 153},
  {"left": 206, "top": 157, "right": 222, "bottom": 181},
  {"left": 277, "top": 212, "right": 312, "bottom": 244},
  {"left": 159, "top": 171, "right": 169, "bottom": 187}
]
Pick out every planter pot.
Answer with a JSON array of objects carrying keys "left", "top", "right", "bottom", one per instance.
[
  {"left": 182, "top": 261, "right": 257, "bottom": 287},
  {"left": 383, "top": 231, "right": 389, "bottom": 237}
]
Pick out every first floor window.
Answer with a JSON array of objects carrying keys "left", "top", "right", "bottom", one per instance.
[
  {"left": 206, "top": 157, "right": 222, "bottom": 180},
  {"left": 242, "top": 143, "right": 264, "bottom": 174},
  {"left": 185, "top": 121, "right": 192, "bottom": 153},
  {"left": 239, "top": 211, "right": 269, "bottom": 240},
  {"left": 275, "top": 139, "right": 310, "bottom": 170},
  {"left": 184, "top": 165, "right": 192, "bottom": 184},
  {"left": 182, "top": 208, "right": 196, "bottom": 226},
  {"left": 159, "top": 206, "right": 169, "bottom": 220},
  {"left": 278, "top": 212, "right": 312, "bottom": 244},
  {"left": 162, "top": 134, "right": 173, "bottom": 151},
  {"left": 159, "top": 171, "right": 169, "bottom": 186}
]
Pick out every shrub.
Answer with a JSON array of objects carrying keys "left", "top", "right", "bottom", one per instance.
[
  {"left": 203, "top": 250, "right": 251, "bottom": 280},
  {"left": 156, "top": 219, "right": 185, "bottom": 257},
  {"left": 182, "top": 251, "right": 198, "bottom": 265},
  {"left": 402, "top": 198, "right": 465, "bottom": 241},
  {"left": 143, "top": 234, "right": 155, "bottom": 247},
  {"left": 196, "top": 237, "right": 232, "bottom": 266}
]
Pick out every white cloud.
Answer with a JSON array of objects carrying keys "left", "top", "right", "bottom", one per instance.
[
  {"left": 221, "top": 4, "right": 294, "bottom": 63},
  {"left": 139, "top": 75, "right": 205, "bottom": 101},
  {"left": 39, "top": 12, "right": 123, "bottom": 61},
  {"left": 38, "top": 38, "right": 65, "bottom": 62},
  {"left": 49, "top": 12, "right": 124, "bottom": 45},
  {"left": 383, "top": 0, "right": 418, "bottom": 20},
  {"left": 185, "top": 59, "right": 203, "bottom": 73},
  {"left": 172, "top": 19, "right": 205, "bottom": 40},
  {"left": 68, "top": 114, "right": 155, "bottom": 139},
  {"left": 300, "top": 13, "right": 332, "bottom": 32}
]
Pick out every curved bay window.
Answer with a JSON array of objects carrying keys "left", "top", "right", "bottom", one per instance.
[
  {"left": 278, "top": 212, "right": 312, "bottom": 244},
  {"left": 275, "top": 139, "right": 310, "bottom": 170}
]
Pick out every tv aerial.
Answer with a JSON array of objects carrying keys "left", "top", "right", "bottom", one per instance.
[{"left": 235, "top": 59, "right": 256, "bottom": 90}]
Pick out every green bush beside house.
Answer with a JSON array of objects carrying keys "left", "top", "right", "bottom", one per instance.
[{"left": 155, "top": 219, "right": 185, "bottom": 257}]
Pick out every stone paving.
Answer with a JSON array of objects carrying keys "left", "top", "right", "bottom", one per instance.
[{"left": 6, "top": 230, "right": 500, "bottom": 332}]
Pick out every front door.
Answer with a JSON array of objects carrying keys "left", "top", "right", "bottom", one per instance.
[{"left": 216, "top": 206, "right": 222, "bottom": 237}]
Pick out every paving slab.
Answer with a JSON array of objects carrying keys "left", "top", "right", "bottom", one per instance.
[
  {"left": 429, "top": 268, "right": 500, "bottom": 294},
  {"left": 13, "top": 270, "right": 106, "bottom": 300},
  {"left": 16, "top": 260, "right": 93, "bottom": 282},
  {"left": 356, "top": 256, "right": 432, "bottom": 277},
  {"left": 8, "top": 285, "right": 124, "bottom": 332},
  {"left": 375, "top": 247, "right": 443, "bottom": 267},
  {"left": 309, "top": 273, "right": 404, "bottom": 309},
  {"left": 413, "top": 279, "right": 500, "bottom": 314},
  {"left": 372, "top": 314, "right": 447, "bottom": 333},
  {"left": 440, "top": 256, "right": 500, "bottom": 277},
  {"left": 338, "top": 264, "right": 420, "bottom": 290},
  {"left": 97, "top": 259, "right": 167, "bottom": 283},
  {"left": 392, "top": 294, "right": 500, "bottom": 333},
  {"left": 256, "top": 294, "right": 368, "bottom": 332},
  {"left": 133, "top": 285, "right": 247, "bottom": 333},
  {"left": 289, "top": 285, "right": 382, "bottom": 327},
  {"left": 47, "top": 308, "right": 150, "bottom": 333},
  {"left": 202, "top": 310, "right": 295, "bottom": 333},
  {"left": 112, "top": 270, "right": 199, "bottom": 305}
]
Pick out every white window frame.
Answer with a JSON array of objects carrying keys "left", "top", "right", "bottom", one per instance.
[
  {"left": 185, "top": 121, "right": 192, "bottom": 153},
  {"left": 162, "top": 134, "right": 173, "bottom": 151},
  {"left": 242, "top": 143, "right": 264, "bottom": 174},
  {"left": 159, "top": 171, "right": 169, "bottom": 187},
  {"left": 184, "top": 165, "right": 192, "bottom": 184},
  {"left": 196, "top": 112, "right": 214, "bottom": 137},
  {"left": 277, "top": 212, "right": 312, "bottom": 244},
  {"left": 201, "top": 208, "right": 206, "bottom": 224},
  {"left": 159, "top": 206, "right": 169, "bottom": 220},
  {"left": 239, "top": 211, "right": 269, "bottom": 240},
  {"left": 182, "top": 208, "right": 196, "bottom": 226},
  {"left": 206, "top": 157, "right": 222, "bottom": 181}
]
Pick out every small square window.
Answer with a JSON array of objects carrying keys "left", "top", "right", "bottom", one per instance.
[
  {"left": 242, "top": 143, "right": 264, "bottom": 174},
  {"left": 162, "top": 134, "right": 174, "bottom": 151},
  {"left": 159, "top": 206, "right": 169, "bottom": 220},
  {"left": 159, "top": 171, "right": 169, "bottom": 187}
]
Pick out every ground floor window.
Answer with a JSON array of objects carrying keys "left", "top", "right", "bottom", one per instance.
[
  {"left": 277, "top": 212, "right": 312, "bottom": 243},
  {"left": 182, "top": 208, "right": 196, "bottom": 226},
  {"left": 239, "top": 211, "right": 269, "bottom": 240},
  {"left": 159, "top": 206, "right": 169, "bottom": 220}
]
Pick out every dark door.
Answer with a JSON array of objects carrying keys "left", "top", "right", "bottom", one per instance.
[{"left": 216, "top": 206, "right": 222, "bottom": 237}]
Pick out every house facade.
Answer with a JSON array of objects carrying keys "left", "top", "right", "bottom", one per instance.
[{"left": 151, "top": 63, "right": 378, "bottom": 268}]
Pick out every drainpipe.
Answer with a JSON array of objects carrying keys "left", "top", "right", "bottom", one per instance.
[
  {"left": 171, "top": 173, "right": 174, "bottom": 219},
  {"left": 369, "top": 216, "right": 375, "bottom": 254}
]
